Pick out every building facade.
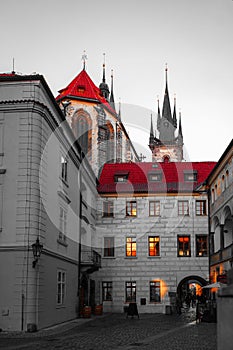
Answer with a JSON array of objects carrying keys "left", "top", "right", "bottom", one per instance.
[
  {"left": 207, "top": 139, "right": 233, "bottom": 284},
  {"left": 94, "top": 161, "right": 216, "bottom": 313},
  {"left": 0, "top": 73, "right": 100, "bottom": 331}
]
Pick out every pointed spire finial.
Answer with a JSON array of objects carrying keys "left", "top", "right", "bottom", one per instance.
[
  {"left": 102, "top": 52, "right": 106, "bottom": 83},
  {"left": 110, "top": 69, "right": 116, "bottom": 111},
  {"left": 178, "top": 110, "right": 183, "bottom": 138},
  {"left": 118, "top": 98, "right": 121, "bottom": 121},
  {"left": 149, "top": 113, "right": 154, "bottom": 145},
  {"left": 82, "top": 50, "right": 88, "bottom": 70},
  {"left": 12, "top": 57, "right": 15, "bottom": 74}
]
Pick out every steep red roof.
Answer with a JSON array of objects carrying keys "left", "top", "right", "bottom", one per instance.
[
  {"left": 56, "top": 69, "right": 116, "bottom": 115},
  {"left": 98, "top": 162, "right": 217, "bottom": 194}
]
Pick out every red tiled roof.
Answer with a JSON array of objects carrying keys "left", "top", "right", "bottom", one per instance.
[
  {"left": 56, "top": 69, "right": 116, "bottom": 115},
  {"left": 98, "top": 162, "right": 217, "bottom": 194}
]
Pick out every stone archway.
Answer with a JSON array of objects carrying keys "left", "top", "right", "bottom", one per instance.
[{"left": 177, "top": 275, "right": 208, "bottom": 306}]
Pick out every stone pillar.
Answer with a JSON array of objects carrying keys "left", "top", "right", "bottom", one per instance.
[
  {"left": 220, "top": 224, "right": 224, "bottom": 250},
  {"left": 217, "top": 268, "right": 233, "bottom": 350}
]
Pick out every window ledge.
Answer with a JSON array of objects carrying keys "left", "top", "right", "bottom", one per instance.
[
  {"left": 147, "top": 256, "right": 161, "bottom": 259},
  {"left": 103, "top": 256, "right": 116, "bottom": 259},
  {"left": 124, "top": 257, "right": 137, "bottom": 259},
  {"left": 56, "top": 305, "right": 66, "bottom": 309}
]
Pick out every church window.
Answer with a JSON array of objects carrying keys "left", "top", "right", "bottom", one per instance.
[
  {"left": 73, "top": 113, "right": 91, "bottom": 156},
  {"left": 163, "top": 155, "right": 170, "bottom": 163},
  {"left": 125, "top": 281, "right": 136, "bottom": 302},
  {"left": 178, "top": 200, "right": 189, "bottom": 216},
  {"left": 195, "top": 200, "right": 207, "bottom": 216},
  {"left": 149, "top": 201, "right": 160, "bottom": 216},
  {"left": 196, "top": 235, "right": 208, "bottom": 257},
  {"left": 178, "top": 235, "right": 191, "bottom": 257},
  {"left": 126, "top": 237, "right": 136, "bottom": 257},
  {"left": 148, "top": 236, "right": 160, "bottom": 256},
  {"left": 150, "top": 281, "right": 161, "bottom": 303},
  {"left": 126, "top": 201, "right": 137, "bottom": 216}
]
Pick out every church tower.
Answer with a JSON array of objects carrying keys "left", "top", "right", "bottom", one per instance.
[{"left": 149, "top": 67, "right": 184, "bottom": 162}]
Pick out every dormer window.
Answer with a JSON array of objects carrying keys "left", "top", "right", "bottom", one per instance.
[
  {"left": 77, "top": 85, "right": 86, "bottom": 92},
  {"left": 184, "top": 170, "right": 197, "bottom": 182},
  {"left": 114, "top": 172, "right": 129, "bottom": 183},
  {"left": 148, "top": 171, "right": 162, "bottom": 182}
]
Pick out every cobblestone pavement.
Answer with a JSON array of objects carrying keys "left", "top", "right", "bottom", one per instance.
[{"left": 0, "top": 310, "right": 217, "bottom": 350}]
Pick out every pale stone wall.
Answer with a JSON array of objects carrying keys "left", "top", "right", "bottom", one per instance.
[{"left": 95, "top": 193, "right": 209, "bottom": 313}]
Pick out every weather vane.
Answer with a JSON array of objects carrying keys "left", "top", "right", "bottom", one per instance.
[{"left": 82, "top": 50, "right": 88, "bottom": 70}]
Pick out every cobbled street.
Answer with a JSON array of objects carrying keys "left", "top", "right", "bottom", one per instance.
[{"left": 0, "top": 310, "right": 217, "bottom": 350}]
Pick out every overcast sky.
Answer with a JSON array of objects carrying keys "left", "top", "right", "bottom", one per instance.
[{"left": 1, "top": 0, "right": 232, "bottom": 162}]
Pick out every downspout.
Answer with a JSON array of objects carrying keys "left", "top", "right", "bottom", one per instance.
[{"left": 77, "top": 165, "right": 82, "bottom": 317}]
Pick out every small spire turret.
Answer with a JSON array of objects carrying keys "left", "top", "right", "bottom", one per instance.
[
  {"left": 110, "top": 69, "right": 116, "bottom": 111},
  {"left": 173, "top": 95, "right": 177, "bottom": 128},
  {"left": 99, "top": 53, "right": 110, "bottom": 100}
]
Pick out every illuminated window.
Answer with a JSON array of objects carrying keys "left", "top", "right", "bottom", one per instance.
[
  {"left": 150, "top": 281, "right": 161, "bottom": 302},
  {"left": 149, "top": 201, "right": 160, "bottom": 216},
  {"left": 178, "top": 201, "right": 189, "bottom": 216},
  {"left": 61, "top": 156, "right": 68, "bottom": 183},
  {"left": 126, "top": 201, "right": 137, "bottom": 216},
  {"left": 104, "top": 237, "right": 114, "bottom": 257},
  {"left": 103, "top": 200, "right": 114, "bottom": 217},
  {"left": 196, "top": 235, "right": 208, "bottom": 257},
  {"left": 148, "top": 236, "right": 160, "bottom": 256},
  {"left": 125, "top": 281, "right": 136, "bottom": 302},
  {"left": 196, "top": 200, "right": 207, "bottom": 216},
  {"left": 57, "top": 270, "right": 66, "bottom": 305},
  {"left": 178, "top": 235, "right": 191, "bottom": 257},
  {"left": 126, "top": 237, "right": 136, "bottom": 257},
  {"left": 102, "top": 281, "right": 112, "bottom": 301}
]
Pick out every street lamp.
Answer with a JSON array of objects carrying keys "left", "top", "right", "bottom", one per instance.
[{"left": 31, "top": 237, "right": 43, "bottom": 268}]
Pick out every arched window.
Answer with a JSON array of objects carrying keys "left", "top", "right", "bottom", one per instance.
[
  {"left": 106, "top": 121, "right": 115, "bottom": 163},
  {"left": 226, "top": 170, "right": 229, "bottom": 188},
  {"left": 211, "top": 188, "right": 215, "bottom": 204},
  {"left": 163, "top": 155, "right": 170, "bottom": 163},
  {"left": 72, "top": 110, "right": 92, "bottom": 157},
  {"left": 221, "top": 175, "right": 225, "bottom": 192}
]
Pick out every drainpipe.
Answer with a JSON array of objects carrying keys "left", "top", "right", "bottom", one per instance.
[{"left": 77, "top": 166, "right": 82, "bottom": 317}]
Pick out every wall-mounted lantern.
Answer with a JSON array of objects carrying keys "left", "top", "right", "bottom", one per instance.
[{"left": 31, "top": 237, "right": 43, "bottom": 268}]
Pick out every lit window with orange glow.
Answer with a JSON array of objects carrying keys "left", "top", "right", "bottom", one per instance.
[
  {"left": 178, "top": 235, "right": 191, "bottom": 257},
  {"left": 196, "top": 235, "right": 208, "bottom": 257},
  {"left": 126, "top": 201, "right": 137, "bottom": 217},
  {"left": 148, "top": 236, "right": 160, "bottom": 256},
  {"left": 150, "top": 281, "right": 161, "bottom": 302},
  {"left": 126, "top": 237, "right": 137, "bottom": 257}
]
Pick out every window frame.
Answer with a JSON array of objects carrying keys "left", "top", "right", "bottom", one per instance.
[
  {"left": 177, "top": 235, "right": 191, "bottom": 257},
  {"left": 195, "top": 200, "right": 207, "bottom": 216},
  {"left": 59, "top": 206, "right": 67, "bottom": 242},
  {"left": 61, "top": 155, "right": 68, "bottom": 183},
  {"left": 150, "top": 281, "right": 161, "bottom": 303},
  {"left": 148, "top": 236, "right": 160, "bottom": 257},
  {"left": 196, "top": 235, "right": 208, "bottom": 257},
  {"left": 184, "top": 170, "right": 197, "bottom": 182},
  {"left": 102, "top": 281, "right": 113, "bottom": 301},
  {"left": 126, "top": 237, "right": 137, "bottom": 257},
  {"left": 149, "top": 201, "right": 160, "bottom": 216},
  {"left": 126, "top": 200, "right": 137, "bottom": 217},
  {"left": 57, "top": 270, "right": 66, "bottom": 305},
  {"left": 104, "top": 237, "right": 115, "bottom": 257},
  {"left": 178, "top": 200, "right": 189, "bottom": 216},
  {"left": 125, "top": 281, "right": 136, "bottom": 302},
  {"left": 148, "top": 172, "right": 162, "bottom": 182},
  {"left": 103, "top": 200, "right": 114, "bottom": 217}
]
